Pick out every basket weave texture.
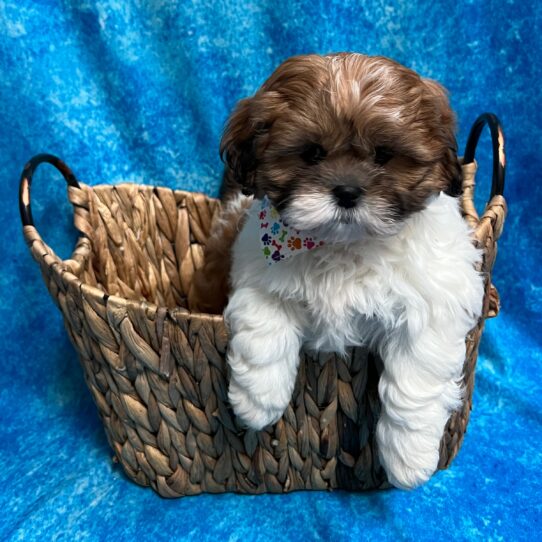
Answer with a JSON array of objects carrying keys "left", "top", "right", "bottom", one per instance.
[{"left": 22, "top": 160, "right": 506, "bottom": 497}]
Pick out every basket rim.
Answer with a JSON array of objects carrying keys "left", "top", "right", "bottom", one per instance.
[
  {"left": 22, "top": 160, "right": 506, "bottom": 324},
  {"left": 23, "top": 223, "right": 226, "bottom": 323}
]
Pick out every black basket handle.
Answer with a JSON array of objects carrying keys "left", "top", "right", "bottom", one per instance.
[
  {"left": 19, "top": 153, "right": 81, "bottom": 228},
  {"left": 19, "top": 154, "right": 80, "bottom": 231},
  {"left": 19, "top": 154, "right": 80, "bottom": 226},
  {"left": 463, "top": 112, "right": 506, "bottom": 201},
  {"left": 19, "top": 154, "right": 93, "bottom": 276}
]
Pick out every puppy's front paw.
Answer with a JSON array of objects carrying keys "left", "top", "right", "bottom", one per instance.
[
  {"left": 228, "top": 378, "right": 285, "bottom": 430},
  {"left": 376, "top": 416, "right": 440, "bottom": 489},
  {"left": 226, "top": 346, "right": 297, "bottom": 431},
  {"left": 224, "top": 287, "right": 302, "bottom": 431}
]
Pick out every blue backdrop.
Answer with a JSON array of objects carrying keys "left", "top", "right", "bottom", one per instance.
[{"left": 1, "top": 1, "right": 540, "bottom": 540}]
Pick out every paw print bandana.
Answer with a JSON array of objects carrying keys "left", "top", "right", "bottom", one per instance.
[{"left": 259, "top": 196, "right": 324, "bottom": 264}]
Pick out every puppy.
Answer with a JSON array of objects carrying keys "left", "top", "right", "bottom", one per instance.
[{"left": 190, "top": 53, "right": 484, "bottom": 489}]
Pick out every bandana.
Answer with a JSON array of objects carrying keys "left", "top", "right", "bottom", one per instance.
[{"left": 259, "top": 196, "right": 325, "bottom": 264}]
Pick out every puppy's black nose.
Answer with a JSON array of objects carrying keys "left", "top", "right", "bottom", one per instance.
[{"left": 332, "top": 185, "right": 363, "bottom": 208}]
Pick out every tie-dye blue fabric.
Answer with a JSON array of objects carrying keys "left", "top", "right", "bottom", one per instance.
[{"left": 1, "top": 1, "right": 540, "bottom": 540}]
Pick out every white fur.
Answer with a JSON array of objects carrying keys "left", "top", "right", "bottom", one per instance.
[
  {"left": 224, "top": 192, "right": 484, "bottom": 489},
  {"left": 284, "top": 188, "right": 403, "bottom": 241}
]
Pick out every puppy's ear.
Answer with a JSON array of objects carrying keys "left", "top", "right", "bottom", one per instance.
[
  {"left": 219, "top": 92, "right": 279, "bottom": 199},
  {"left": 422, "top": 78, "right": 462, "bottom": 197},
  {"left": 220, "top": 97, "right": 258, "bottom": 197}
]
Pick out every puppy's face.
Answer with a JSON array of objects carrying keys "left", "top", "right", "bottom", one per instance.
[{"left": 221, "top": 53, "right": 461, "bottom": 241}]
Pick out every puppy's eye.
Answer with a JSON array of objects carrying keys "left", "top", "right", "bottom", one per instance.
[
  {"left": 374, "top": 146, "right": 394, "bottom": 166},
  {"left": 300, "top": 143, "right": 327, "bottom": 165}
]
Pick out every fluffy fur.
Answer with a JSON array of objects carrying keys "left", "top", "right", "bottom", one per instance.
[{"left": 191, "top": 53, "right": 484, "bottom": 489}]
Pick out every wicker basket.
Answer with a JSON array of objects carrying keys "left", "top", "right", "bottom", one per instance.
[{"left": 19, "top": 114, "right": 507, "bottom": 497}]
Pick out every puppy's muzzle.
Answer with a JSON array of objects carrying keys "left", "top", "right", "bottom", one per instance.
[{"left": 332, "top": 184, "right": 364, "bottom": 209}]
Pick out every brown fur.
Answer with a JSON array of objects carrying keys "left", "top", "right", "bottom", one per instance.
[
  {"left": 187, "top": 196, "right": 251, "bottom": 313},
  {"left": 189, "top": 53, "right": 462, "bottom": 313}
]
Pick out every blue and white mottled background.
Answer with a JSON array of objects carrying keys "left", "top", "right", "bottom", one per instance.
[{"left": 1, "top": 1, "right": 541, "bottom": 540}]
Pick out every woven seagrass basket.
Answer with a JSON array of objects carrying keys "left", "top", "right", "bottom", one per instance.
[{"left": 19, "top": 114, "right": 507, "bottom": 497}]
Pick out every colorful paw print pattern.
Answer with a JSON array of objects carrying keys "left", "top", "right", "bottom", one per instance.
[{"left": 259, "top": 197, "right": 324, "bottom": 265}]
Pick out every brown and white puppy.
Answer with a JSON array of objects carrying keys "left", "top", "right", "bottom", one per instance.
[{"left": 190, "top": 53, "right": 483, "bottom": 489}]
